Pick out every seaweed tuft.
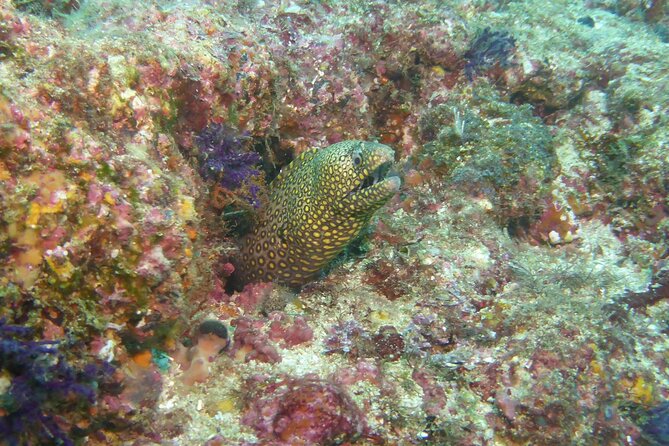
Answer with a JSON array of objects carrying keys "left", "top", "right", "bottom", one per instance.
[{"left": 0, "top": 318, "right": 114, "bottom": 446}]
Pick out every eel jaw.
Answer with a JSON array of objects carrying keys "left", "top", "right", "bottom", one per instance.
[
  {"left": 349, "top": 161, "right": 393, "bottom": 195},
  {"left": 344, "top": 160, "right": 401, "bottom": 212}
]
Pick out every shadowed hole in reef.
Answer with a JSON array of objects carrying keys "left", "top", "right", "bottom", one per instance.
[{"left": 217, "top": 135, "right": 291, "bottom": 241}]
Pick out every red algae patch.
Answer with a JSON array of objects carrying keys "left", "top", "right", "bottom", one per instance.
[{"left": 241, "top": 377, "right": 366, "bottom": 445}]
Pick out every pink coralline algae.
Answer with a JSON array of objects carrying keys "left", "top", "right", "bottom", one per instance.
[
  {"left": 412, "top": 369, "right": 447, "bottom": 416},
  {"left": 268, "top": 313, "right": 314, "bottom": 348},
  {"left": 332, "top": 361, "right": 382, "bottom": 387},
  {"left": 136, "top": 246, "right": 172, "bottom": 283},
  {"left": 242, "top": 376, "right": 367, "bottom": 446},
  {"left": 325, "top": 321, "right": 405, "bottom": 362},
  {"left": 220, "top": 282, "right": 274, "bottom": 314},
  {"left": 229, "top": 317, "right": 281, "bottom": 364},
  {"left": 228, "top": 313, "right": 312, "bottom": 364}
]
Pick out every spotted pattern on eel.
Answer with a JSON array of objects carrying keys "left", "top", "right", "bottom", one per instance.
[{"left": 232, "top": 140, "right": 401, "bottom": 288}]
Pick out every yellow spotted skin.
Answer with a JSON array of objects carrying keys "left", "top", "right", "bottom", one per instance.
[{"left": 232, "top": 140, "right": 400, "bottom": 288}]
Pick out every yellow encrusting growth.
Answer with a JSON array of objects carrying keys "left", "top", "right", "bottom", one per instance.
[{"left": 232, "top": 140, "right": 400, "bottom": 287}]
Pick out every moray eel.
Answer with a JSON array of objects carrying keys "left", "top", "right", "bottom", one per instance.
[{"left": 232, "top": 140, "right": 400, "bottom": 288}]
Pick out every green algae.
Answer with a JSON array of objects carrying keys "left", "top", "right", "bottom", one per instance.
[
  {"left": 12, "top": 0, "right": 79, "bottom": 18},
  {"left": 422, "top": 84, "right": 556, "bottom": 181},
  {"left": 420, "top": 84, "right": 557, "bottom": 222}
]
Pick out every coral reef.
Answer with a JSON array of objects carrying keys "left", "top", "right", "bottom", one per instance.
[
  {"left": 267, "top": 313, "right": 314, "bottom": 348},
  {"left": 1, "top": 0, "right": 668, "bottom": 444}
]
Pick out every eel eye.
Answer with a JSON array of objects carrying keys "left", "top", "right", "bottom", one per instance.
[{"left": 353, "top": 150, "right": 362, "bottom": 166}]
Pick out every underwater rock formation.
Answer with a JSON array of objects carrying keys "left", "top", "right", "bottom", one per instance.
[{"left": 1, "top": 0, "right": 668, "bottom": 444}]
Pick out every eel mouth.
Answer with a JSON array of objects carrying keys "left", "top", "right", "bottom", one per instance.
[{"left": 349, "top": 161, "right": 399, "bottom": 196}]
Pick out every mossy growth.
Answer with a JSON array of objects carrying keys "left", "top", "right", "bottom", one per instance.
[
  {"left": 12, "top": 0, "right": 80, "bottom": 18},
  {"left": 420, "top": 84, "right": 558, "bottom": 223},
  {"left": 0, "top": 282, "right": 21, "bottom": 319},
  {"left": 585, "top": 133, "right": 639, "bottom": 188},
  {"left": 421, "top": 387, "right": 492, "bottom": 444},
  {"left": 0, "top": 22, "right": 19, "bottom": 60},
  {"left": 577, "top": 116, "right": 669, "bottom": 243}
]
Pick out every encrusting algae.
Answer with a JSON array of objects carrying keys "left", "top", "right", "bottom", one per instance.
[{"left": 232, "top": 140, "right": 401, "bottom": 288}]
